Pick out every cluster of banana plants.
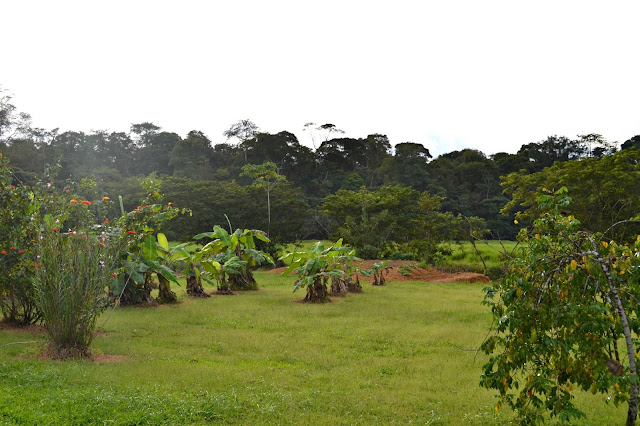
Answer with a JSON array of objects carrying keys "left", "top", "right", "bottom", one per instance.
[
  {"left": 280, "top": 239, "right": 361, "bottom": 303},
  {"left": 194, "top": 225, "right": 273, "bottom": 294}
]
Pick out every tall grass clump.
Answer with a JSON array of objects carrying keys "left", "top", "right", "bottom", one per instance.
[{"left": 33, "top": 227, "right": 118, "bottom": 359}]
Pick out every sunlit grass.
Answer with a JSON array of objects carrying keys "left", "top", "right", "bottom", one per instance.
[
  {"left": 0, "top": 272, "right": 624, "bottom": 424},
  {"left": 443, "top": 240, "right": 522, "bottom": 270}
]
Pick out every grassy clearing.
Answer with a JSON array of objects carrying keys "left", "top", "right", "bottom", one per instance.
[
  {"left": 0, "top": 273, "right": 624, "bottom": 425},
  {"left": 443, "top": 240, "right": 521, "bottom": 270}
]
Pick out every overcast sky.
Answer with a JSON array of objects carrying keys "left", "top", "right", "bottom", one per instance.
[{"left": 2, "top": 1, "right": 639, "bottom": 157}]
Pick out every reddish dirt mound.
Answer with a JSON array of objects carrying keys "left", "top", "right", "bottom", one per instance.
[{"left": 269, "top": 260, "right": 490, "bottom": 284}]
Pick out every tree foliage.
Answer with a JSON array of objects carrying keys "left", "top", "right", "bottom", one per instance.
[
  {"left": 482, "top": 188, "right": 640, "bottom": 425},
  {"left": 502, "top": 149, "right": 640, "bottom": 241}
]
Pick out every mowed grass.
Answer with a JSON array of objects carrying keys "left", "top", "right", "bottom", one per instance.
[{"left": 0, "top": 273, "right": 624, "bottom": 425}]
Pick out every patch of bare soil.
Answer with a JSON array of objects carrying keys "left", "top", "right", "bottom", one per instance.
[{"left": 269, "top": 260, "right": 490, "bottom": 284}]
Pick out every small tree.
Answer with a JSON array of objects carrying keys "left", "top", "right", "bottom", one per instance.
[
  {"left": 241, "top": 162, "right": 286, "bottom": 237},
  {"left": 481, "top": 187, "right": 640, "bottom": 425}
]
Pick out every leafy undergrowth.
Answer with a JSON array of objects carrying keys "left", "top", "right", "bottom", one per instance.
[{"left": 0, "top": 273, "right": 625, "bottom": 425}]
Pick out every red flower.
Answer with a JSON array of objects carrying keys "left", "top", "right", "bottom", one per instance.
[
  {"left": 1, "top": 250, "right": 6, "bottom": 255},
  {"left": 10, "top": 246, "right": 15, "bottom": 250},
  {"left": 66, "top": 189, "right": 70, "bottom": 193},
  {"left": 81, "top": 200, "right": 92, "bottom": 205},
  {"left": 127, "top": 230, "right": 136, "bottom": 235},
  {"left": 51, "top": 228, "right": 59, "bottom": 232},
  {"left": 18, "top": 250, "right": 24, "bottom": 254},
  {"left": 104, "top": 218, "right": 109, "bottom": 225},
  {"left": 70, "top": 199, "right": 78, "bottom": 204},
  {"left": 34, "top": 262, "right": 41, "bottom": 267},
  {"left": 110, "top": 273, "right": 117, "bottom": 277},
  {"left": 102, "top": 196, "right": 110, "bottom": 201},
  {"left": 137, "top": 206, "right": 142, "bottom": 209},
  {"left": 99, "top": 242, "right": 105, "bottom": 247}
]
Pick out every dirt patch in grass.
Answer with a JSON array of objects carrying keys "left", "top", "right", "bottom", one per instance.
[{"left": 270, "top": 260, "right": 490, "bottom": 284}]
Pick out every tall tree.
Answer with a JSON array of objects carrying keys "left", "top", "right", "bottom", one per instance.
[
  {"left": 241, "top": 162, "right": 287, "bottom": 237},
  {"left": 169, "top": 130, "right": 214, "bottom": 180}
]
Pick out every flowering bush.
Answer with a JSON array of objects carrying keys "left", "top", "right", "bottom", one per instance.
[{"left": 0, "top": 154, "right": 40, "bottom": 324}]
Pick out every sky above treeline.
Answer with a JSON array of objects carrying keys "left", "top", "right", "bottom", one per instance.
[{"left": 2, "top": 1, "right": 639, "bottom": 157}]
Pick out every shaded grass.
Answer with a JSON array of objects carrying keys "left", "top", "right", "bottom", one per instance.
[{"left": 0, "top": 272, "right": 624, "bottom": 424}]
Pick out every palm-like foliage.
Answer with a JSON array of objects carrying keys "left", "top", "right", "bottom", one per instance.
[{"left": 280, "top": 239, "right": 359, "bottom": 303}]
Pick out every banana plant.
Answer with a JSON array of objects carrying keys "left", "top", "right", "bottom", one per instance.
[
  {"left": 362, "top": 260, "right": 393, "bottom": 286},
  {"left": 194, "top": 225, "right": 273, "bottom": 290},
  {"left": 168, "top": 243, "right": 210, "bottom": 298},
  {"left": 114, "top": 232, "right": 180, "bottom": 305},
  {"left": 199, "top": 250, "right": 247, "bottom": 294},
  {"left": 280, "top": 239, "right": 356, "bottom": 303}
]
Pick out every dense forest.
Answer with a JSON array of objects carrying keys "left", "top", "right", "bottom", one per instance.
[{"left": 2, "top": 89, "right": 639, "bottom": 254}]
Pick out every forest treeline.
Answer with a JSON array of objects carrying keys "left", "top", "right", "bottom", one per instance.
[{"left": 2, "top": 89, "right": 640, "bottom": 250}]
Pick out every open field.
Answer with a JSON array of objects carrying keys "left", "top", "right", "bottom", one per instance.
[
  {"left": 0, "top": 272, "right": 624, "bottom": 425},
  {"left": 444, "top": 240, "right": 521, "bottom": 270}
]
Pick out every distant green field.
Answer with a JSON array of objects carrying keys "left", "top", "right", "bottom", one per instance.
[
  {"left": 444, "top": 240, "right": 522, "bottom": 270},
  {"left": 281, "top": 240, "right": 521, "bottom": 271},
  {"left": 0, "top": 272, "right": 623, "bottom": 424}
]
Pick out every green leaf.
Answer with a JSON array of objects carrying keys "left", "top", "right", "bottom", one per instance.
[
  {"left": 157, "top": 264, "right": 179, "bottom": 283},
  {"left": 194, "top": 231, "right": 215, "bottom": 240},
  {"left": 157, "top": 232, "right": 169, "bottom": 250},
  {"left": 254, "top": 232, "right": 270, "bottom": 243},
  {"left": 142, "top": 235, "right": 158, "bottom": 260},
  {"left": 214, "top": 225, "right": 232, "bottom": 247},
  {"left": 202, "top": 260, "right": 221, "bottom": 275}
]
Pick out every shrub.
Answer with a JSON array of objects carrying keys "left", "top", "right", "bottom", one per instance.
[{"left": 33, "top": 223, "right": 118, "bottom": 359}]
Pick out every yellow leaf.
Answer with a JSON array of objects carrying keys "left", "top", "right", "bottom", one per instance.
[
  {"left": 514, "top": 219, "right": 519, "bottom": 225},
  {"left": 601, "top": 241, "right": 609, "bottom": 248},
  {"left": 570, "top": 260, "right": 578, "bottom": 270},
  {"left": 534, "top": 234, "right": 540, "bottom": 240}
]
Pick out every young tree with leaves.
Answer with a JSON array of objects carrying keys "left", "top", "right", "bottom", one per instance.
[
  {"left": 241, "top": 162, "right": 286, "bottom": 237},
  {"left": 482, "top": 187, "right": 640, "bottom": 425}
]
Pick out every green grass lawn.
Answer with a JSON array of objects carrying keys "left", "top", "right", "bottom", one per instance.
[{"left": 0, "top": 273, "right": 624, "bottom": 425}]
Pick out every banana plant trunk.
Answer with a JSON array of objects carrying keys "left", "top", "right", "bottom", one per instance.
[
  {"left": 157, "top": 274, "right": 177, "bottom": 304},
  {"left": 186, "top": 275, "right": 210, "bottom": 298},
  {"left": 303, "top": 278, "right": 330, "bottom": 303}
]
